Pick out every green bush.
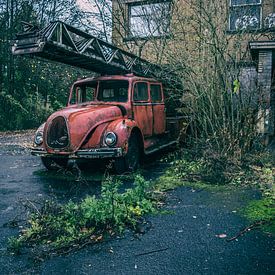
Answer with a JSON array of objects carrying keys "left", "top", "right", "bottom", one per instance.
[{"left": 0, "top": 92, "right": 52, "bottom": 131}]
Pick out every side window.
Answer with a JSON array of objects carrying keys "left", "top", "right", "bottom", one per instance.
[
  {"left": 70, "top": 83, "right": 96, "bottom": 105},
  {"left": 133, "top": 82, "right": 149, "bottom": 101},
  {"left": 150, "top": 84, "right": 162, "bottom": 102}
]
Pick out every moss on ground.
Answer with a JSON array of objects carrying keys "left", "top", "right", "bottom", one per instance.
[
  {"left": 242, "top": 197, "right": 275, "bottom": 234},
  {"left": 156, "top": 149, "right": 274, "bottom": 234}
]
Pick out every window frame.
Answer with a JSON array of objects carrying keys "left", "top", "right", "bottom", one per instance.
[
  {"left": 228, "top": 0, "right": 262, "bottom": 32},
  {"left": 132, "top": 81, "right": 150, "bottom": 103},
  {"left": 96, "top": 80, "right": 129, "bottom": 103},
  {"left": 150, "top": 83, "right": 163, "bottom": 103},
  {"left": 69, "top": 82, "right": 97, "bottom": 105},
  {"left": 127, "top": 0, "right": 172, "bottom": 39}
]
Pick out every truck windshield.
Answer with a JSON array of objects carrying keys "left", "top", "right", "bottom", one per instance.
[
  {"left": 70, "top": 80, "right": 129, "bottom": 105},
  {"left": 97, "top": 80, "right": 129, "bottom": 102}
]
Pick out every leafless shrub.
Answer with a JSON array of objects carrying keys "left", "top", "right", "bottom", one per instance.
[{"left": 111, "top": 0, "right": 266, "bottom": 159}]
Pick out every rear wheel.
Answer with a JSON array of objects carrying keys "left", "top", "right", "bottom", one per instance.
[
  {"left": 41, "top": 157, "right": 68, "bottom": 170},
  {"left": 114, "top": 134, "right": 140, "bottom": 174}
]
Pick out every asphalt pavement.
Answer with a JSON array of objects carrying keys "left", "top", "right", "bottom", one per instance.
[{"left": 0, "top": 131, "right": 274, "bottom": 274}]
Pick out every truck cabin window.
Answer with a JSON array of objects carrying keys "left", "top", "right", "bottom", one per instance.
[
  {"left": 97, "top": 80, "right": 129, "bottom": 102},
  {"left": 70, "top": 83, "right": 97, "bottom": 105},
  {"left": 150, "top": 84, "right": 162, "bottom": 102},
  {"left": 133, "top": 82, "right": 149, "bottom": 101}
]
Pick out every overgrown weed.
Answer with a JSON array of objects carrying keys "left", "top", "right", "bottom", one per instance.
[
  {"left": 161, "top": 147, "right": 274, "bottom": 187},
  {"left": 8, "top": 175, "right": 157, "bottom": 258}
]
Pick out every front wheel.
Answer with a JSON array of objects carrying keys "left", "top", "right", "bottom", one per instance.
[
  {"left": 41, "top": 157, "right": 68, "bottom": 170},
  {"left": 114, "top": 134, "right": 140, "bottom": 174}
]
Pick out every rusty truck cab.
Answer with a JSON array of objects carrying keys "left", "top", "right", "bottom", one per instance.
[{"left": 68, "top": 74, "right": 166, "bottom": 137}]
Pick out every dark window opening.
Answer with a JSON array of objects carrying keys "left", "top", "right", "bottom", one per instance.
[
  {"left": 229, "top": 0, "right": 262, "bottom": 31},
  {"left": 133, "top": 82, "right": 149, "bottom": 101},
  {"left": 150, "top": 84, "right": 162, "bottom": 102}
]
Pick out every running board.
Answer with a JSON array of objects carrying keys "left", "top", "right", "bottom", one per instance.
[{"left": 144, "top": 141, "right": 177, "bottom": 155}]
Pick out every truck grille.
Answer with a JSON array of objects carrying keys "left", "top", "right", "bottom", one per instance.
[{"left": 47, "top": 116, "right": 69, "bottom": 149}]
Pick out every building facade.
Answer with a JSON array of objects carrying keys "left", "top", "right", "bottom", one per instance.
[{"left": 112, "top": 0, "right": 275, "bottom": 138}]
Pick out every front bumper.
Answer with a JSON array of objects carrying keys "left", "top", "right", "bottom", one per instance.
[{"left": 31, "top": 147, "right": 123, "bottom": 159}]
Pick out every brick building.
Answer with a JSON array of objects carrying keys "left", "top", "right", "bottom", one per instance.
[{"left": 112, "top": 0, "right": 275, "bottom": 139}]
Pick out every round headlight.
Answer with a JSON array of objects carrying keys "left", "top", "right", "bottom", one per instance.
[
  {"left": 34, "top": 132, "right": 43, "bottom": 145},
  {"left": 105, "top": 132, "right": 117, "bottom": 147}
]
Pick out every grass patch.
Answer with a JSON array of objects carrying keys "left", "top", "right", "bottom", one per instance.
[{"left": 159, "top": 149, "right": 274, "bottom": 187}]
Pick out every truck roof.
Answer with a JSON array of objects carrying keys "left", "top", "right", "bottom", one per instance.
[{"left": 74, "top": 74, "right": 160, "bottom": 85}]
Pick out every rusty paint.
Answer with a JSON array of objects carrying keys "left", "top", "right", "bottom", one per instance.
[
  {"left": 36, "top": 74, "right": 184, "bottom": 160},
  {"left": 44, "top": 105, "right": 123, "bottom": 154},
  {"left": 104, "top": 119, "right": 142, "bottom": 154}
]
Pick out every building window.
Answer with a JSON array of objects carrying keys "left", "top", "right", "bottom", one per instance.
[
  {"left": 128, "top": 1, "right": 171, "bottom": 38},
  {"left": 229, "top": 0, "right": 262, "bottom": 31}
]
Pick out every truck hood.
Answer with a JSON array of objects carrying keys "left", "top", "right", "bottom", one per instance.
[{"left": 44, "top": 104, "right": 124, "bottom": 153}]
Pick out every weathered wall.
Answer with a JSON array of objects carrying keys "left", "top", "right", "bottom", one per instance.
[{"left": 112, "top": 0, "right": 275, "bottom": 62}]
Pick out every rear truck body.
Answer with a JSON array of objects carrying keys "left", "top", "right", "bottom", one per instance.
[{"left": 32, "top": 74, "right": 186, "bottom": 172}]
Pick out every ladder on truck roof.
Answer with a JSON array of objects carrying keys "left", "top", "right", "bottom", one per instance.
[{"left": 12, "top": 21, "right": 165, "bottom": 78}]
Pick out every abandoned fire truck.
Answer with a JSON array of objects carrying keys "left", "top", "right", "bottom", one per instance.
[{"left": 12, "top": 21, "right": 185, "bottom": 172}]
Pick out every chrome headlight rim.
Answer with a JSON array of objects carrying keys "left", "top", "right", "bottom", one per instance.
[
  {"left": 34, "top": 131, "right": 43, "bottom": 146},
  {"left": 104, "top": 132, "right": 117, "bottom": 147}
]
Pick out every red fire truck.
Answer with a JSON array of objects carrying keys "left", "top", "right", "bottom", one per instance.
[{"left": 12, "top": 21, "right": 186, "bottom": 172}]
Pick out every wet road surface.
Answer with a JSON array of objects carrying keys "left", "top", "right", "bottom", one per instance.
[{"left": 0, "top": 131, "right": 274, "bottom": 274}]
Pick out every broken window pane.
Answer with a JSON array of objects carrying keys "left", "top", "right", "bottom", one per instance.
[{"left": 229, "top": 0, "right": 261, "bottom": 31}]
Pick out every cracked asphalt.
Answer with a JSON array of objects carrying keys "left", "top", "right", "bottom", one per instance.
[{"left": 0, "top": 131, "right": 274, "bottom": 274}]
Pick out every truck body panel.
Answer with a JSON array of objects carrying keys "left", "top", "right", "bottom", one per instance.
[{"left": 32, "top": 74, "right": 185, "bottom": 171}]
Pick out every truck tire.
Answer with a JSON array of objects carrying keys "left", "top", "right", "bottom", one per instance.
[
  {"left": 114, "top": 134, "right": 140, "bottom": 174},
  {"left": 41, "top": 157, "right": 68, "bottom": 171}
]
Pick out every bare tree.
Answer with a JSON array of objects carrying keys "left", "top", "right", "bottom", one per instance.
[{"left": 110, "top": 0, "right": 273, "bottom": 158}]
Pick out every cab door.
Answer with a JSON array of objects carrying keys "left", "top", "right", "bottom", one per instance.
[
  {"left": 132, "top": 81, "right": 153, "bottom": 137},
  {"left": 150, "top": 83, "right": 166, "bottom": 135}
]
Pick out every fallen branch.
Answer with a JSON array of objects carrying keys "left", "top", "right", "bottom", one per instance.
[
  {"left": 135, "top": 247, "right": 169, "bottom": 257},
  {"left": 226, "top": 219, "right": 274, "bottom": 242}
]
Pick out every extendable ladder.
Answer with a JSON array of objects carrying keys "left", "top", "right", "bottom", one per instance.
[{"left": 12, "top": 21, "right": 160, "bottom": 77}]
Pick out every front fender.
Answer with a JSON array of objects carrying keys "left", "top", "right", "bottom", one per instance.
[{"left": 105, "top": 119, "right": 144, "bottom": 154}]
